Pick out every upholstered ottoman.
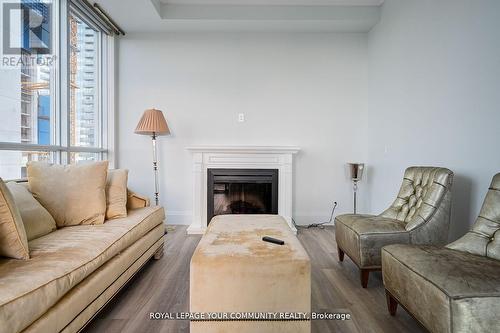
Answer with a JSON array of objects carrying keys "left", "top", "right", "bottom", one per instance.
[{"left": 190, "top": 215, "right": 311, "bottom": 333}]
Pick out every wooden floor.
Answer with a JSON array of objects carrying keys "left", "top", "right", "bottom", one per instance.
[{"left": 84, "top": 225, "right": 425, "bottom": 333}]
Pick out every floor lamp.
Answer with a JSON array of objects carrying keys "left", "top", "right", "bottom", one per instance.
[
  {"left": 348, "top": 163, "right": 365, "bottom": 214},
  {"left": 135, "top": 108, "right": 170, "bottom": 206}
]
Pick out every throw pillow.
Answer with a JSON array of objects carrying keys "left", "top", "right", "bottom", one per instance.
[
  {"left": 0, "top": 179, "right": 30, "bottom": 259},
  {"left": 7, "top": 182, "right": 57, "bottom": 240},
  {"left": 27, "top": 161, "right": 109, "bottom": 227},
  {"left": 106, "top": 169, "right": 129, "bottom": 220}
]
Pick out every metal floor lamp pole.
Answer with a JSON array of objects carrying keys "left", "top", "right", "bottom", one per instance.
[{"left": 152, "top": 132, "right": 159, "bottom": 206}]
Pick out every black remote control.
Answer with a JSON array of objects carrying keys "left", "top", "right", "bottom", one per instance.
[{"left": 262, "top": 236, "right": 285, "bottom": 245}]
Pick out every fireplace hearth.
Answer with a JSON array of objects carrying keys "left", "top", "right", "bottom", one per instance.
[{"left": 207, "top": 169, "right": 278, "bottom": 223}]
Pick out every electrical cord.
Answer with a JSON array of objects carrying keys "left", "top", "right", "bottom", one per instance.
[{"left": 292, "top": 202, "right": 338, "bottom": 230}]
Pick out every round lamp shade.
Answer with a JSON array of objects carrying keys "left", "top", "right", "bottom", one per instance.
[{"left": 135, "top": 108, "right": 170, "bottom": 136}]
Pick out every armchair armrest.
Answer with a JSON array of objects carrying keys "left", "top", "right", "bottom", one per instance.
[{"left": 127, "top": 190, "right": 150, "bottom": 210}]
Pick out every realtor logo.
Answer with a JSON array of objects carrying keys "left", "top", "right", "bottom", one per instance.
[{"left": 2, "top": 1, "right": 52, "bottom": 55}]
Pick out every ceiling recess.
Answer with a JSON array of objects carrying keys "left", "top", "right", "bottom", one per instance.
[{"left": 95, "top": 0, "right": 383, "bottom": 32}]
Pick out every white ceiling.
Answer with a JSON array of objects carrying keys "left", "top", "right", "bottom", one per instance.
[
  {"left": 160, "top": 0, "right": 384, "bottom": 5},
  {"left": 95, "top": 0, "right": 383, "bottom": 33}
]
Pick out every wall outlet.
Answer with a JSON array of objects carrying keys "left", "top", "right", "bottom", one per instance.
[{"left": 238, "top": 113, "right": 245, "bottom": 122}]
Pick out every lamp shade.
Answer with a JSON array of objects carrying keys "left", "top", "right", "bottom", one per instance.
[
  {"left": 135, "top": 108, "right": 170, "bottom": 136},
  {"left": 348, "top": 163, "right": 365, "bottom": 181}
]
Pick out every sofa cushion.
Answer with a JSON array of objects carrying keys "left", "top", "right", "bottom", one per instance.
[
  {"left": 335, "top": 214, "right": 409, "bottom": 268},
  {"left": 383, "top": 244, "right": 500, "bottom": 298},
  {"left": 382, "top": 244, "right": 500, "bottom": 333},
  {"left": 6, "top": 182, "right": 56, "bottom": 241},
  {"left": 0, "top": 206, "right": 165, "bottom": 333},
  {"left": 0, "top": 179, "right": 30, "bottom": 260},
  {"left": 27, "top": 161, "right": 108, "bottom": 227},
  {"left": 336, "top": 214, "right": 407, "bottom": 234},
  {"left": 22, "top": 226, "right": 165, "bottom": 333},
  {"left": 105, "top": 169, "right": 129, "bottom": 220}
]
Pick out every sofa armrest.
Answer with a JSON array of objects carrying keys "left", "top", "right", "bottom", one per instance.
[{"left": 127, "top": 190, "right": 150, "bottom": 210}]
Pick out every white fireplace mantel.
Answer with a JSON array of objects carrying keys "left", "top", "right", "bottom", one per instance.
[{"left": 186, "top": 145, "right": 301, "bottom": 234}]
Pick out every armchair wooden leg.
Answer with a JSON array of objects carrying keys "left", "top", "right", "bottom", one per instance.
[
  {"left": 337, "top": 246, "right": 345, "bottom": 262},
  {"left": 153, "top": 244, "right": 164, "bottom": 260},
  {"left": 385, "top": 290, "right": 398, "bottom": 316},
  {"left": 360, "top": 269, "right": 370, "bottom": 288}
]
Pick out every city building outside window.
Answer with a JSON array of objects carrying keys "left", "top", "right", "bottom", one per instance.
[{"left": 0, "top": 0, "right": 115, "bottom": 179}]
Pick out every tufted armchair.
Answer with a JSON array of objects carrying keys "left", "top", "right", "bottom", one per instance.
[
  {"left": 383, "top": 173, "right": 500, "bottom": 333},
  {"left": 335, "top": 166, "right": 454, "bottom": 287}
]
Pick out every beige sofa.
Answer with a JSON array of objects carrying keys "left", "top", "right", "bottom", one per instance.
[
  {"left": 335, "top": 167, "right": 453, "bottom": 287},
  {"left": 0, "top": 189, "right": 165, "bottom": 333},
  {"left": 383, "top": 173, "right": 500, "bottom": 333}
]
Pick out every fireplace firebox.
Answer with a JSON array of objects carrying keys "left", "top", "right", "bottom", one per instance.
[{"left": 207, "top": 169, "right": 278, "bottom": 223}]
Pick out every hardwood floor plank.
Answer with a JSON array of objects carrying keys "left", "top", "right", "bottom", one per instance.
[{"left": 84, "top": 225, "right": 425, "bottom": 333}]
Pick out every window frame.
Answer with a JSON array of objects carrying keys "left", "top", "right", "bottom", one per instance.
[{"left": 0, "top": 0, "right": 115, "bottom": 174}]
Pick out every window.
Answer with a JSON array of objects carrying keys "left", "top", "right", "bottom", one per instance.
[
  {"left": 37, "top": 95, "right": 50, "bottom": 145},
  {"left": 69, "top": 10, "right": 100, "bottom": 155},
  {"left": 0, "top": 0, "right": 115, "bottom": 179}
]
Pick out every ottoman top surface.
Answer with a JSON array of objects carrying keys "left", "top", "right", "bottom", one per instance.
[{"left": 192, "top": 215, "right": 310, "bottom": 263}]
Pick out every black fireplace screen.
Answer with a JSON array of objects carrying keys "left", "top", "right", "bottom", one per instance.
[{"left": 207, "top": 169, "right": 278, "bottom": 223}]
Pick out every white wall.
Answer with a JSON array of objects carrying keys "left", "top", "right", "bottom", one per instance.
[
  {"left": 117, "top": 32, "right": 369, "bottom": 225},
  {"left": 366, "top": 0, "right": 500, "bottom": 240}
]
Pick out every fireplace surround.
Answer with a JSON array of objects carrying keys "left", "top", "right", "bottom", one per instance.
[{"left": 186, "top": 146, "right": 300, "bottom": 234}]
